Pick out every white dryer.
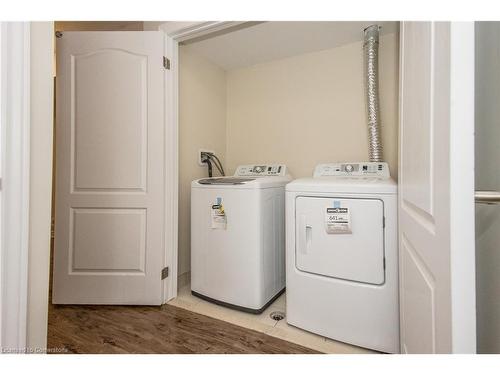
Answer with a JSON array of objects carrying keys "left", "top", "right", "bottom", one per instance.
[
  {"left": 286, "top": 162, "right": 399, "bottom": 353},
  {"left": 191, "top": 164, "right": 291, "bottom": 313}
]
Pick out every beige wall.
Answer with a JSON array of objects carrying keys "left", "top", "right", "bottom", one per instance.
[
  {"left": 178, "top": 47, "right": 227, "bottom": 276},
  {"left": 27, "top": 22, "right": 54, "bottom": 350},
  {"left": 225, "top": 33, "right": 399, "bottom": 179}
]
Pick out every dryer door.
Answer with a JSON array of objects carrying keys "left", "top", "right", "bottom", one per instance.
[{"left": 295, "top": 196, "right": 385, "bottom": 285}]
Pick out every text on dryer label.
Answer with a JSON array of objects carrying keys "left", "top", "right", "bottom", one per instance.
[{"left": 325, "top": 207, "right": 352, "bottom": 234}]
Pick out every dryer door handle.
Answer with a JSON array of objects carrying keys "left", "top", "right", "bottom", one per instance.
[{"left": 298, "top": 215, "right": 312, "bottom": 255}]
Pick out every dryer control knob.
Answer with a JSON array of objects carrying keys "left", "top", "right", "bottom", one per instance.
[{"left": 345, "top": 164, "right": 354, "bottom": 173}]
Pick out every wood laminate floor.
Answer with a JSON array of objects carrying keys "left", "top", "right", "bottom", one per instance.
[{"left": 47, "top": 303, "right": 319, "bottom": 354}]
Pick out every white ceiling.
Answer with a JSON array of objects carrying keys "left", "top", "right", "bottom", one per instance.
[{"left": 183, "top": 21, "right": 399, "bottom": 71}]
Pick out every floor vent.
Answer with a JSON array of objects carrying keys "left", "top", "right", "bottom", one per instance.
[{"left": 270, "top": 311, "right": 285, "bottom": 321}]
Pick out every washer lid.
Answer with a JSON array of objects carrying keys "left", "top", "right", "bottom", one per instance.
[
  {"left": 198, "top": 177, "right": 256, "bottom": 185},
  {"left": 192, "top": 175, "right": 292, "bottom": 189}
]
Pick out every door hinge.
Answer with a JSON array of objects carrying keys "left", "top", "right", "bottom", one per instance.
[
  {"left": 161, "top": 267, "right": 169, "bottom": 280},
  {"left": 51, "top": 217, "right": 55, "bottom": 240},
  {"left": 163, "top": 56, "right": 171, "bottom": 70},
  {"left": 383, "top": 216, "right": 386, "bottom": 228},
  {"left": 383, "top": 257, "right": 386, "bottom": 270}
]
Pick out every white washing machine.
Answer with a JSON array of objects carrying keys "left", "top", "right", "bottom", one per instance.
[
  {"left": 191, "top": 164, "right": 291, "bottom": 313},
  {"left": 286, "top": 162, "right": 399, "bottom": 353}
]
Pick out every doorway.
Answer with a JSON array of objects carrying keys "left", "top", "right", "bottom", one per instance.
[
  {"left": 168, "top": 21, "right": 400, "bottom": 354},
  {"left": 474, "top": 21, "right": 500, "bottom": 354}
]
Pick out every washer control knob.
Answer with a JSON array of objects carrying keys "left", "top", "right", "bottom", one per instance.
[
  {"left": 254, "top": 166, "right": 265, "bottom": 173},
  {"left": 345, "top": 164, "right": 354, "bottom": 173}
]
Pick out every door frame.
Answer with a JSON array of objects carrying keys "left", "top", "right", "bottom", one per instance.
[
  {"left": 0, "top": 22, "right": 31, "bottom": 351},
  {"left": 163, "top": 31, "right": 179, "bottom": 302},
  {"left": 447, "top": 21, "right": 476, "bottom": 352}
]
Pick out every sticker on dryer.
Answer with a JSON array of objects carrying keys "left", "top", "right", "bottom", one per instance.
[
  {"left": 325, "top": 205, "right": 351, "bottom": 234},
  {"left": 211, "top": 197, "right": 227, "bottom": 230}
]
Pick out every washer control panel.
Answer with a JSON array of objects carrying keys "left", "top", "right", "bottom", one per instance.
[
  {"left": 313, "top": 162, "right": 390, "bottom": 178},
  {"left": 235, "top": 164, "right": 287, "bottom": 177}
]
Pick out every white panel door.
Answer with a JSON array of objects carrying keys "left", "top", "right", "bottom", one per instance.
[
  {"left": 399, "top": 22, "right": 476, "bottom": 353},
  {"left": 53, "top": 31, "right": 165, "bottom": 305}
]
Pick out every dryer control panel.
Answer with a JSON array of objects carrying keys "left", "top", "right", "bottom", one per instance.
[
  {"left": 235, "top": 164, "right": 287, "bottom": 177},
  {"left": 313, "top": 162, "right": 390, "bottom": 178}
]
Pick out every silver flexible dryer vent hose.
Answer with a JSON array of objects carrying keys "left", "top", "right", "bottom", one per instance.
[{"left": 363, "top": 25, "right": 383, "bottom": 162}]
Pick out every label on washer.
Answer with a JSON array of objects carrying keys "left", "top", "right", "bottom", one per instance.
[
  {"left": 325, "top": 207, "right": 351, "bottom": 234},
  {"left": 211, "top": 197, "right": 227, "bottom": 230}
]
